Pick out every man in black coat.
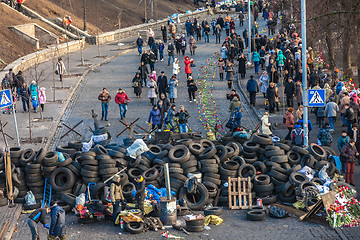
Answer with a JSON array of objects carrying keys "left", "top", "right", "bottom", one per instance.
[
  {"left": 157, "top": 71, "right": 168, "bottom": 96},
  {"left": 134, "top": 176, "right": 146, "bottom": 214},
  {"left": 48, "top": 204, "right": 66, "bottom": 240},
  {"left": 284, "top": 78, "right": 296, "bottom": 107},
  {"left": 141, "top": 50, "right": 149, "bottom": 66}
]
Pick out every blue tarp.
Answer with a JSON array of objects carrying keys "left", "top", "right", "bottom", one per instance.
[{"left": 132, "top": 185, "right": 175, "bottom": 201}]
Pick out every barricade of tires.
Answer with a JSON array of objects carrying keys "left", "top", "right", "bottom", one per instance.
[{"left": 0, "top": 134, "right": 349, "bottom": 212}]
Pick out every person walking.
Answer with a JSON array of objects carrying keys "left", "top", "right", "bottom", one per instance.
[
  {"left": 295, "top": 80, "right": 303, "bottom": 106},
  {"left": 19, "top": 82, "right": 30, "bottom": 112},
  {"left": 184, "top": 56, "right": 194, "bottom": 78},
  {"left": 229, "top": 96, "right": 241, "bottom": 114},
  {"left": 291, "top": 122, "right": 304, "bottom": 146},
  {"left": 39, "top": 87, "right": 46, "bottom": 112},
  {"left": 215, "top": 24, "right": 221, "bottom": 44},
  {"left": 187, "top": 76, "right": 197, "bottom": 103},
  {"left": 180, "top": 35, "right": 187, "bottom": 55},
  {"left": 259, "top": 71, "right": 269, "bottom": 98},
  {"left": 168, "top": 75, "right": 178, "bottom": 103},
  {"left": 148, "top": 105, "right": 162, "bottom": 130},
  {"left": 217, "top": 57, "right": 225, "bottom": 81},
  {"left": 340, "top": 139, "right": 359, "bottom": 185},
  {"left": 48, "top": 204, "right": 66, "bottom": 240},
  {"left": 157, "top": 71, "right": 168, "bottom": 96},
  {"left": 132, "top": 72, "right": 142, "bottom": 98},
  {"left": 158, "top": 40, "right": 165, "bottom": 62},
  {"left": 115, "top": 88, "right": 129, "bottom": 120},
  {"left": 276, "top": 50, "right": 286, "bottom": 73},
  {"left": 110, "top": 175, "right": 125, "bottom": 225},
  {"left": 55, "top": 58, "right": 66, "bottom": 82},
  {"left": 136, "top": 36, "right": 143, "bottom": 55},
  {"left": 296, "top": 105, "right": 304, "bottom": 122},
  {"left": 284, "top": 78, "right": 295, "bottom": 107},
  {"left": 225, "top": 61, "right": 234, "bottom": 89},
  {"left": 28, "top": 207, "right": 50, "bottom": 240},
  {"left": 98, "top": 88, "right": 111, "bottom": 121},
  {"left": 29, "top": 80, "right": 38, "bottom": 113},
  {"left": 252, "top": 50, "right": 261, "bottom": 74},
  {"left": 325, "top": 97, "right": 339, "bottom": 130},
  {"left": 167, "top": 42, "right": 175, "bottom": 66},
  {"left": 147, "top": 77, "right": 157, "bottom": 105},
  {"left": 161, "top": 25, "right": 167, "bottom": 43},
  {"left": 138, "top": 62, "right": 149, "bottom": 87},
  {"left": 246, "top": 75, "right": 259, "bottom": 106},
  {"left": 189, "top": 36, "right": 196, "bottom": 55},
  {"left": 237, "top": 53, "right": 247, "bottom": 78},
  {"left": 158, "top": 93, "right": 170, "bottom": 123},
  {"left": 266, "top": 82, "right": 277, "bottom": 113},
  {"left": 175, "top": 105, "right": 190, "bottom": 133},
  {"left": 204, "top": 24, "right": 210, "bottom": 43},
  {"left": 285, "top": 107, "right": 295, "bottom": 140},
  {"left": 149, "top": 50, "right": 156, "bottom": 72},
  {"left": 338, "top": 131, "right": 350, "bottom": 173},
  {"left": 317, "top": 123, "right": 335, "bottom": 146},
  {"left": 345, "top": 104, "right": 356, "bottom": 136},
  {"left": 339, "top": 92, "right": 351, "bottom": 127},
  {"left": 172, "top": 58, "right": 181, "bottom": 77},
  {"left": 165, "top": 104, "right": 176, "bottom": 131}
]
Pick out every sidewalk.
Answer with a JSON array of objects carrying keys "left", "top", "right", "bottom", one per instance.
[{"left": 0, "top": 36, "right": 139, "bottom": 149}]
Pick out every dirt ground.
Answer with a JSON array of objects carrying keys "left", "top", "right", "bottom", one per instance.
[
  {"left": 26, "top": 0, "right": 196, "bottom": 32},
  {"left": 0, "top": 0, "right": 198, "bottom": 69}
]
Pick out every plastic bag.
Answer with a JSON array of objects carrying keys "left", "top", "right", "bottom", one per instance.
[
  {"left": 298, "top": 166, "right": 315, "bottom": 181},
  {"left": 25, "top": 191, "right": 36, "bottom": 205},
  {"left": 319, "top": 164, "right": 331, "bottom": 183},
  {"left": 76, "top": 193, "right": 85, "bottom": 211},
  {"left": 268, "top": 205, "right": 289, "bottom": 219},
  {"left": 57, "top": 152, "right": 65, "bottom": 162},
  {"left": 126, "top": 139, "right": 149, "bottom": 159},
  {"left": 205, "top": 215, "right": 223, "bottom": 225}
]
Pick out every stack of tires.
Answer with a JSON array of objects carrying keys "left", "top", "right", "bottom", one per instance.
[
  {"left": 247, "top": 205, "right": 267, "bottom": 221},
  {"left": 80, "top": 151, "right": 100, "bottom": 184}
]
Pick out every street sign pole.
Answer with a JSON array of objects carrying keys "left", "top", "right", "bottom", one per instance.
[
  {"left": 12, "top": 104, "right": 20, "bottom": 146},
  {"left": 301, "top": 0, "right": 308, "bottom": 147},
  {"left": 248, "top": 0, "right": 252, "bottom": 62}
]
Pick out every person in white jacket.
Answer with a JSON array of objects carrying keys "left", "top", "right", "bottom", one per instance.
[
  {"left": 56, "top": 58, "right": 66, "bottom": 82},
  {"left": 261, "top": 112, "right": 272, "bottom": 135},
  {"left": 173, "top": 58, "right": 181, "bottom": 77}
]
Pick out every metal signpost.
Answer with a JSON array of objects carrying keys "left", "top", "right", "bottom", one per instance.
[
  {"left": 248, "top": 0, "right": 252, "bottom": 62},
  {"left": 0, "top": 89, "right": 20, "bottom": 146},
  {"left": 301, "top": 0, "right": 309, "bottom": 147},
  {"left": 308, "top": 89, "right": 326, "bottom": 107}
]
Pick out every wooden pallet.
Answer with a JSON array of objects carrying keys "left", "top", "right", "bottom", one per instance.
[{"left": 228, "top": 177, "right": 252, "bottom": 210}]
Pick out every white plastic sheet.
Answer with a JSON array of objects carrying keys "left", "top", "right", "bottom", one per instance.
[{"left": 126, "top": 139, "right": 149, "bottom": 159}]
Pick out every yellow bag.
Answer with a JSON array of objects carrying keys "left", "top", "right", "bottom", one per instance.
[{"left": 204, "top": 215, "right": 223, "bottom": 225}]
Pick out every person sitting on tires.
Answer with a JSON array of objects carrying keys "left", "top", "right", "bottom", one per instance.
[
  {"left": 48, "top": 203, "right": 66, "bottom": 240},
  {"left": 110, "top": 175, "right": 125, "bottom": 225},
  {"left": 134, "top": 176, "right": 146, "bottom": 215},
  {"left": 28, "top": 207, "right": 50, "bottom": 240}
]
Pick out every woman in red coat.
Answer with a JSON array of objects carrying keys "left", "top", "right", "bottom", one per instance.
[{"left": 184, "top": 56, "right": 194, "bottom": 78}]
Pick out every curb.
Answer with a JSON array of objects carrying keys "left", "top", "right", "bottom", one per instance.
[{"left": 44, "top": 47, "right": 135, "bottom": 150}]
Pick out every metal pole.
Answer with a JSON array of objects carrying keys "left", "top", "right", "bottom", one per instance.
[
  {"left": 248, "top": 0, "right": 251, "bottom": 62},
  {"left": 163, "top": 163, "right": 171, "bottom": 200},
  {"left": 301, "top": 0, "right": 308, "bottom": 146},
  {"left": 83, "top": 0, "right": 87, "bottom": 31},
  {"left": 12, "top": 104, "right": 20, "bottom": 146}
]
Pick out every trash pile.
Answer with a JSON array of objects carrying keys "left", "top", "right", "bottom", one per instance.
[{"left": 0, "top": 132, "right": 355, "bottom": 233}]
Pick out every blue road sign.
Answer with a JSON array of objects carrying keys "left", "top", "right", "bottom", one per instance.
[
  {"left": 0, "top": 89, "right": 12, "bottom": 108},
  {"left": 308, "top": 89, "right": 325, "bottom": 107}
]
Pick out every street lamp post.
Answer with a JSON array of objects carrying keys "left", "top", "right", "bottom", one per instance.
[
  {"left": 83, "top": 0, "right": 86, "bottom": 31},
  {"left": 248, "top": 0, "right": 251, "bottom": 62},
  {"left": 301, "top": 0, "right": 309, "bottom": 146}
]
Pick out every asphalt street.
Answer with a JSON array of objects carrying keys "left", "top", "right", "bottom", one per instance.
[{"left": 11, "top": 12, "right": 352, "bottom": 240}]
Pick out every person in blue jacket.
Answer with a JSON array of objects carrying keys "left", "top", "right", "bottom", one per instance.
[
  {"left": 48, "top": 204, "right": 66, "bottom": 240},
  {"left": 252, "top": 50, "right": 261, "bottom": 74},
  {"left": 148, "top": 105, "right": 162, "bottom": 130},
  {"left": 136, "top": 36, "right": 143, "bottom": 55},
  {"left": 246, "top": 75, "right": 259, "bottom": 106},
  {"left": 185, "top": 19, "right": 192, "bottom": 37}
]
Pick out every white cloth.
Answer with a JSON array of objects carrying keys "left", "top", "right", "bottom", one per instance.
[{"left": 261, "top": 115, "right": 272, "bottom": 135}]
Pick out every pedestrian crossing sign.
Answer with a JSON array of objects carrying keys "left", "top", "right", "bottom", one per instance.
[
  {"left": 0, "top": 89, "right": 12, "bottom": 108},
  {"left": 308, "top": 89, "right": 325, "bottom": 107}
]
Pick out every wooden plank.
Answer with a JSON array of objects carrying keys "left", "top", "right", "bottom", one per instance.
[
  {"left": 321, "top": 191, "right": 336, "bottom": 215},
  {"left": 228, "top": 177, "right": 252, "bottom": 210},
  {"left": 3, "top": 204, "right": 22, "bottom": 240},
  {"left": 0, "top": 222, "right": 9, "bottom": 240},
  {"left": 272, "top": 203, "right": 307, "bottom": 217},
  {"left": 300, "top": 200, "right": 324, "bottom": 221}
]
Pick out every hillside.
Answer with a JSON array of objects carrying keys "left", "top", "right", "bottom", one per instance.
[{"left": 26, "top": 0, "right": 197, "bottom": 33}]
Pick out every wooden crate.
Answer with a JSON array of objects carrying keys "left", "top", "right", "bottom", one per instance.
[{"left": 228, "top": 177, "right": 252, "bottom": 210}]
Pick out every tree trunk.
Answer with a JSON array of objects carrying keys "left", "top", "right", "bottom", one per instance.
[
  {"left": 325, "top": 34, "right": 336, "bottom": 70},
  {"left": 342, "top": 27, "right": 352, "bottom": 74}
]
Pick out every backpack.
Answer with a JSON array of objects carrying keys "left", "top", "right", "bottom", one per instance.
[
  {"left": 292, "top": 128, "right": 303, "bottom": 146},
  {"left": 133, "top": 81, "right": 139, "bottom": 88},
  {"left": 181, "top": 40, "right": 186, "bottom": 47}
]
